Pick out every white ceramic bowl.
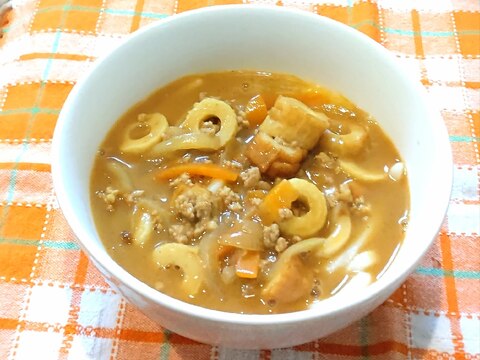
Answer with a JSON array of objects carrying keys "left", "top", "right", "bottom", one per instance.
[{"left": 52, "top": 5, "right": 452, "bottom": 349}]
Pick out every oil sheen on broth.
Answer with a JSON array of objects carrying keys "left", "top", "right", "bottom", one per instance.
[{"left": 91, "top": 71, "right": 409, "bottom": 314}]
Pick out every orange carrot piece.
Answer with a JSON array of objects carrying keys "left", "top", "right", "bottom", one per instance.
[
  {"left": 294, "top": 87, "right": 356, "bottom": 109},
  {"left": 155, "top": 163, "right": 239, "bottom": 182},
  {"left": 217, "top": 245, "right": 236, "bottom": 260},
  {"left": 294, "top": 88, "right": 330, "bottom": 107},
  {"left": 261, "top": 93, "right": 277, "bottom": 109},
  {"left": 235, "top": 250, "right": 261, "bottom": 279},
  {"left": 245, "top": 95, "right": 268, "bottom": 128},
  {"left": 257, "top": 180, "right": 299, "bottom": 225}
]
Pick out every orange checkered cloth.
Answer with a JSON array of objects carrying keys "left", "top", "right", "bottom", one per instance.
[{"left": 0, "top": 0, "right": 478, "bottom": 359}]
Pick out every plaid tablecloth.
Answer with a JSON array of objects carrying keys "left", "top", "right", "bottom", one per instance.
[{"left": 0, "top": 0, "right": 478, "bottom": 359}]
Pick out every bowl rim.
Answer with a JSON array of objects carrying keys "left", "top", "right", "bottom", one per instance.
[{"left": 51, "top": 4, "right": 453, "bottom": 326}]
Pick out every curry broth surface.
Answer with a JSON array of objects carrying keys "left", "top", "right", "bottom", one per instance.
[{"left": 91, "top": 71, "right": 409, "bottom": 314}]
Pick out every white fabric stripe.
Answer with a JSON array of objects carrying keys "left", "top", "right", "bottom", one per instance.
[{"left": 0, "top": 142, "right": 51, "bottom": 164}]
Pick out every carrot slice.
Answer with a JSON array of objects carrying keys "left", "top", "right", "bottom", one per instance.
[
  {"left": 261, "top": 93, "right": 277, "bottom": 109},
  {"left": 294, "top": 87, "right": 356, "bottom": 109},
  {"left": 257, "top": 180, "right": 299, "bottom": 225},
  {"left": 245, "top": 95, "right": 268, "bottom": 128},
  {"left": 217, "top": 245, "right": 236, "bottom": 260},
  {"left": 155, "top": 163, "right": 239, "bottom": 182},
  {"left": 235, "top": 250, "right": 261, "bottom": 279}
]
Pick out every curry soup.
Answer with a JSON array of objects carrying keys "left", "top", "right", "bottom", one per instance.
[{"left": 91, "top": 71, "right": 409, "bottom": 314}]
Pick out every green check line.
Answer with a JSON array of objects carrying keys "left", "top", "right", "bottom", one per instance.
[
  {"left": 415, "top": 267, "right": 480, "bottom": 279},
  {"left": 359, "top": 316, "right": 370, "bottom": 360},
  {"left": 160, "top": 329, "right": 171, "bottom": 360},
  {"left": 0, "top": 107, "right": 60, "bottom": 116},
  {"left": 0, "top": 237, "right": 478, "bottom": 278},
  {"left": 36, "top": 4, "right": 169, "bottom": 20},
  {"left": 449, "top": 135, "right": 480, "bottom": 142},
  {"left": 349, "top": 19, "right": 480, "bottom": 37},
  {"left": 0, "top": 237, "right": 80, "bottom": 250}
]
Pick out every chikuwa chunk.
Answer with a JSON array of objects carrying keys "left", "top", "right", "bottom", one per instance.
[
  {"left": 246, "top": 132, "right": 306, "bottom": 178},
  {"left": 246, "top": 96, "right": 329, "bottom": 177},
  {"left": 262, "top": 256, "right": 313, "bottom": 305}
]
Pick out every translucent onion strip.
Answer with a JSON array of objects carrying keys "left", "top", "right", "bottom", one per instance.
[
  {"left": 131, "top": 209, "right": 153, "bottom": 245},
  {"left": 318, "top": 208, "right": 352, "bottom": 257},
  {"left": 218, "top": 220, "right": 264, "bottom": 251},
  {"left": 334, "top": 272, "right": 372, "bottom": 297},
  {"left": 326, "top": 222, "right": 374, "bottom": 273},
  {"left": 105, "top": 159, "right": 134, "bottom": 193},
  {"left": 347, "top": 251, "right": 377, "bottom": 272},
  {"left": 338, "top": 159, "right": 387, "bottom": 183},
  {"left": 149, "top": 132, "right": 221, "bottom": 156}
]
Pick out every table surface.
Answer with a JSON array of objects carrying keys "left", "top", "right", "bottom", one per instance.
[{"left": 0, "top": 0, "right": 479, "bottom": 359}]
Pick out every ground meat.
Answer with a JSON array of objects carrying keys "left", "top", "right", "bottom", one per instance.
[
  {"left": 168, "top": 223, "right": 194, "bottom": 244},
  {"left": 278, "top": 208, "right": 293, "bottom": 220},
  {"left": 120, "top": 230, "right": 133, "bottom": 244},
  {"left": 291, "top": 235, "right": 302, "bottom": 243},
  {"left": 351, "top": 195, "right": 371, "bottom": 215},
  {"left": 228, "top": 202, "right": 243, "bottom": 212},
  {"left": 97, "top": 186, "right": 120, "bottom": 211},
  {"left": 240, "top": 166, "right": 261, "bottom": 188},
  {"left": 325, "top": 190, "right": 337, "bottom": 208},
  {"left": 193, "top": 219, "right": 218, "bottom": 238},
  {"left": 323, "top": 174, "right": 334, "bottom": 185},
  {"left": 324, "top": 183, "right": 353, "bottom": 208},
  {"left": 337, "top": 182, "right": 353, "bottom": 202},
  {"left": 124, "top": 190, "right": 145, "bottom": 205},
  {"left": 153, "top": 222, "right": 163, "bottom": 232},
  {"left": 248, "top": 197, "right": 263, "bottom": 206},
  {"left": 216, "top": 186, "right": 242, "bottom": 212},
  {"left": 256, "top": 181, "right": 272, "bottom": 191},
  {"left": 200, "top": 120, "right": 220, "bottom": 135},
  {"left": 170, "top": 173, "right": 193, "bottom": 187},
  {"left": 315, "top": 152, "right": 337, "bottom": 170},
  {"left": 275, "top": 237, "right": 288, "bottom": 252},
  {"left": 237, "top": 110, "right": 249, "bottom": 129},
  {"left": 263, "top": 223, "right": 280, "bottom": 248},
  {"left": 173, "top": 185, "right": 213, "bottom": 221}
]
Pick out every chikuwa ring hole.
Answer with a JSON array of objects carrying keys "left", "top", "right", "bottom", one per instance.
[
  {"left": 200, "top": 117, "right": 221, "bottom": 134},
  {"left": 291, "top": 199, "right": 310, "bottom": 217}
]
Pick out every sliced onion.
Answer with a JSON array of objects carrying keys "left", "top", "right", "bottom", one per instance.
[
  {"left": 334, "top": 272, "right": 372, "bottom": 298},
  {"left": 318, "top": 207, "right": 352, "bottom": 257},
  {"left": 149, "top": 132, "right": 221, "bottom": 156},
  {"left": 198, "top": 228, "right": 223, "bottom": 295},
  {"left": 347, "top": 251, "right": 377, "bottom": 272},
  {"left": 326, "top": 222, "right": 374, "bottom": 273},
  {"left": 338, "top": 159, "right": 387, "bottom": 183},
  {"left": 218, "top": 220, "right": 264, "bottom": 251}
]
